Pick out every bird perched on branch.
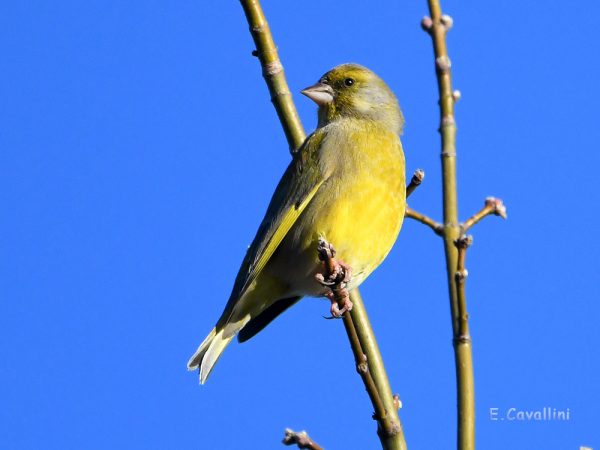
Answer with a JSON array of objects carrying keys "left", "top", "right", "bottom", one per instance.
[{"left": 188, "top": 64, "right": 406, "bottom": 383}]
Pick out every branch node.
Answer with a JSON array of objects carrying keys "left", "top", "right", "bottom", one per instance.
[
  {"left": 251, "top": 49, "right": 259, "bottom": 57},
  {"left": 441, "top": 114, "right": 455, "bottom": 126},
  {"left": 452, "top": 90, "right": 462, "bottom": 102},
  {"left": 453, "top": 334, "right": 472, "bottom": 345},
  {"left": 454, "top": 234, "right": 473, "bottom": 250},
  {"left": 263, "top": 60, "right": 284, "bottom": 77}
]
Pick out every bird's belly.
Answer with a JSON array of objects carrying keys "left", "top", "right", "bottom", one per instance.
[
  {"left": 316, "top": 178, "right": 405, "bottom": 276},
  {"left": 273, "top": 174, "right": 405, "bottom": 297}
]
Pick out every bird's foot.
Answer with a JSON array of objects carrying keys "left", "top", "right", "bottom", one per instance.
[
  {"left": 325, "top": 290, "right": 353, "bottom": 318},
  {"left": 315, "top": 238, "right": 354, "bottom": 319}
]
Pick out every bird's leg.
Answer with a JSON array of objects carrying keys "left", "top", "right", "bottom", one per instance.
[{"left": 315, "top": 238, "right": 353, "bottom": 318}]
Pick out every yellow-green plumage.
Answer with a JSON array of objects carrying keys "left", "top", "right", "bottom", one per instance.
[{"left": 188, "top": 64, "right": 406, "bottom": 383}]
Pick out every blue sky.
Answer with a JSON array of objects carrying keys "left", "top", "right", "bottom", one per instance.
[{"left": 1, "top": 1, "right": 598, "bottom": 449}]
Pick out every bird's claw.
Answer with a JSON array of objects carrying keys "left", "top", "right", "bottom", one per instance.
[
  {"left": 315, "top": 259, "right": 352, "bottom": 289},
  {"left": 327, "top": 291, "right": 353, "bottom": 318},
  {"left": 315, "top": 273, "right": 335, "bottom": 287},
  {"left": 315, "top": 238, "right": 354, "bottom": 319},
  {"left": 338, "top": 261, "right": 353, "bottom": 284}
]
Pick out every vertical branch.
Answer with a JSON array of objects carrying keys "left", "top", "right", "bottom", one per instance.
[
  {"left": 239, "top": 0, "right": 305, "bottom": 152},
  {"left": 422, "top": 3, "right": 476, "bottom": 450},
  {"left": 238, "top": 1, "right": 406, "bottom": 449},
  {"left": 454, "top": 235, "right": 473, "bottom": 341},
  {"left": 453, "top": 235, "right": 475, "bottom": 450}
]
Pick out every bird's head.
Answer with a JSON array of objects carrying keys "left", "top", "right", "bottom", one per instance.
[{"left": 301, "top": 63, "right": 404, "bottom": 135}]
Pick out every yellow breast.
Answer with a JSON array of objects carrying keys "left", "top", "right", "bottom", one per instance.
[{"left": 295, "top": 120, "right": 406, "bottom": 288}]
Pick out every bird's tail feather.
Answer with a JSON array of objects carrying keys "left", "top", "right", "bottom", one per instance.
[{"left": 187, "top": 321, "right": 245, "bottom": 384}]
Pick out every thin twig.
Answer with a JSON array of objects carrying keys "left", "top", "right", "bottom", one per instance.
[
  {"left": 239, "top": 2, "right": 407, "bottom": 449},
  {"left": 454, "top": 235, "right": 473, "bottom": 341},
  {"left": 405, "top": 207, "right": 444, "bottom": 235},
  {"left": 239, "top": 0, "right": 305, "bottom": 153},
  {"left": 282, "top": 429, "right": 324, "bottom": 450},
  {"left": 406, "top": 169, "right": 425, "bottom": 198},
  {"left": 461, "top": 197, "right": 507, "bottom": 232},
  {"left": 422, "top": 3, "right": 476, "bottom": 449}
]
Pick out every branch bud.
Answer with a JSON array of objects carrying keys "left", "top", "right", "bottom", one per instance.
[
  {"left": 393, "top": 394, "right": 403, "bottom": 410},
  {"left": 421, "top": 16, "right": 433, "bottom": 33},
  {"left": 485, "top": 197, "right": 508, "bottom": 219},
  {"left": 440, "top": 14, "right": 454, "bottom": 30},
  {"left": 435, "top": 55, "right": 452, "bottom": 72},
  {"left": 455, "top": 234, "right": 474, "bottom": 249},
  {"left": 455, "top": 269, "right": 469, "bottom": 283},
  {"left": 412, "top": 169, "right": 425, "bottom": 185}
]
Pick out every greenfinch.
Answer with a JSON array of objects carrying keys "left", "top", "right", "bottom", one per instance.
[{"left": 188, "top": 64, "right": 406, "bottom": 383}]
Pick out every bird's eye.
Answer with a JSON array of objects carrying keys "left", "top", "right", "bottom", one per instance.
[{"left": 344, "top": 78, "right": 355, "bottom": 87}]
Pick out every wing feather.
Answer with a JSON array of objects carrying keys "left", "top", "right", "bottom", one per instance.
[{"left": 220, "top": 131, "right": 327, "bottom": 315}]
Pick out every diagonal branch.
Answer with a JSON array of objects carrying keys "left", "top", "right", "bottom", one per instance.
[
  {"left": 239, "top": 0, "right": 306, "bottom": 153},
  {"left": 461, "top": 197, "right": 507, "bottom": 232},
  {"left": 348, "top": 290, "right": 404, "bottom": 449},
  {"left": 316, "top": 239, "right": 398, "bottom": 441},
  {"left": 239, "top": 1, "right": 406, "bottom": 449},
  {"left": 405, "top": 207, "right": 444, "bottom": 235}
]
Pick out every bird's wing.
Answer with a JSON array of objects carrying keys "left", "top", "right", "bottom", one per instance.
[{"left": 223, "top": 131, "right": 328, "bottom": 312}]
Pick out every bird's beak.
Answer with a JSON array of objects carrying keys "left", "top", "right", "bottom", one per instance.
[{"left": 301, "top": 82, "right": 334, "bottom": 106}]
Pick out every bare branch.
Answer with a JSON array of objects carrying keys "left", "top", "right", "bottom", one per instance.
[
  {"left": 315, "top": 239, "right": 399, "bottom": 441},
  {"left": 461, "top": 197, "right": 507, "bottom": 232},
  {"left": 406, "top": 169, "right": 425, "bottom": 198},
  {"left": 454, "top": 234, "right": 473, "bottom": 341},
  {"left": 240, "top": 2, "right": 407, "bottom": 449},
  {"left": 405, "top": 207, "right": 444, "bottom": 235},
  {"left": 423, "top": 1, "right": 476, "bottom": 448},
  {"left": 282, "top": 429, "right": 324, "bottom": 450},
  {"left": 239, "top": 0, "right": 305, "bottom": 152}
]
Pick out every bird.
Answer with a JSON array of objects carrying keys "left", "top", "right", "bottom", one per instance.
[{"left": 188, "top": 63, "right": 406, "bottom": 384}]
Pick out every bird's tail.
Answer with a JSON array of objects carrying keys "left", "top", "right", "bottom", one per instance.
[
  {"left": 187, "top": 320, "right": 246, "bottom": 384},
  {"left": 188, "top": 278, "right": 287, "bottom": 383}
]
